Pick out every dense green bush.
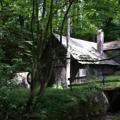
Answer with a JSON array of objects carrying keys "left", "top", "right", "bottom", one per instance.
[
  {"left": 0, "top": 88, "right": 29, "bottom": 119},
  {"left": 28, "top": 84, "right": 99, "bottom": 120},
  {"left": 0, "top": 83, "right": 106, "bottom": 120},
  {"left": 114, "top": 112, "right": 120, "bottom": 120}
]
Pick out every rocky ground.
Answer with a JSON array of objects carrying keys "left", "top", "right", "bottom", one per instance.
[{"left": 91, "top": 112, "right": 116, "bottom": 120}]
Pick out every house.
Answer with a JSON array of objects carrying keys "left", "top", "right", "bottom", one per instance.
[
  {"left": 49, "top": 31, "right": 120, "bottom": 87},
  {"left": 104, "top": 41, "right": 120, "bottom": 63}
]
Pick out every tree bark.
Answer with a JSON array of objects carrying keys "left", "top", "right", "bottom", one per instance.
[
  {"left": 33, "top": 60, "right": 55, "bottom": 110},
  {"left": 25, "top": 0, "right": 40, "bottom": 113},
  {"left": 60, "top": 0, "right": 73, "bottom": 43},
  {"left": 93, "top": 13, "right": 96, "bottom": 42},
  {"left": 39, "top": 0, "right": 46, "bottom": 60},
  {"left": 66, "top": 14, "right": 70, "bottom": 87},
  {"left": 36, "top": 0, "right": 53, "bottom": 96},
  {"left": 19, "top": 15, "right": 24, "bottom": 27},
  {"left": 31, "top": 0, "right": 35, "bottom": 64}
]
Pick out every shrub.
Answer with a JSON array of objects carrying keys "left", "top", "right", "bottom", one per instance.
[
  {"left": 28, "top": 84, "right": 99, "bottom": 120},
  {"left": 114, "top": 112, "right": 120, "bottom": 120},
  {"left": 0, "top": 88, "right": 29, "bottom": 120}
]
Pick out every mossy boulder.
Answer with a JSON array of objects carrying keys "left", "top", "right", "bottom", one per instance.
[{"left": 54, "top": 92, "right": 109, "bottom": 120}]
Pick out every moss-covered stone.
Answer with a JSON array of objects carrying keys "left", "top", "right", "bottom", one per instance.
[{"left": 53, "top": 92, "right": 109, "bottom": 120}]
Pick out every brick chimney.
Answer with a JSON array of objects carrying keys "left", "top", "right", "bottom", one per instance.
[{"left": 97, "top": 29, "right": 104, "bottom": 55}]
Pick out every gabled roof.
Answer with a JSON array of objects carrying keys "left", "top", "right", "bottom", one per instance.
[
  {"left": 104, "top": 41, "right": 120, "bottom": 51},
  {"left": 53, "top": 33, "right": 118, "bottom": 65}
]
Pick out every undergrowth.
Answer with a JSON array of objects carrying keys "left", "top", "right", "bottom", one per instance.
[
  {"left": 114, "top": 112, "right": 120, "bottom": 120},
  {"left": 28, "top": 84, "right": 100, "bottom": 120},
  {"left": 0, "top": 88, "right": 29, "bottom": 120},
  {"left": 76, "top": 75, "right": 120, "bottom": 88},
  {"left": 84, "top": 75, "right": 120, "bottom": 83},
  {"left": 0, "top": 83, "right": 100, "bottom": 120},
  {"left": 1, "top": 78, "right": 119, "bottom": 120},
  {"left": 99, "top": 82, "right": 120, "bottom": 87}
]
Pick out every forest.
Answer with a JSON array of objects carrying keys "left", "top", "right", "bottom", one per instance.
[{"left": 0, "top": 0, "right": 120, "bottom": 120}]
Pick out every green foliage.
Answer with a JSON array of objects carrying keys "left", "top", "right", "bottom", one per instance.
[
  {"left": 52, "top": 84, "right": 63, "bottom": 89},
  {"left": 11, "top": 58, "right": 32, "bottom": 72},
  {"left": 99, "top": 82, "right": 120, "bottom": 88},
  {"left": 0, "top": 88, "right": 29, "bottom": 109},
  {"left": 0, "top": 25, "right": 33, "bottom": 63},
  {"left": 0, "top": 88, "right": 29, "bottom": 119},
  {"left": 0, "top": 62, "right": 30, "bottom": 119},
  {"left": 28, "top": 85, "right": 99, "bottom": 119},
  {"left": 75, "top": 75, "right": 120, "bottom": 89},
  {"left": 84, "top": 75, "right": 120, "bottom": 83},
  {"left": 0, "top": 63, "right": 17, "bottom": 88},
  {"left": 114, "top": 112, "right": 120, "bottom": 120},
  {"left": 105, "top": 76, "right": 120, "bottom": 80},
  {"left": 1, "top": 0, "right": 120, "bottom": 118}
]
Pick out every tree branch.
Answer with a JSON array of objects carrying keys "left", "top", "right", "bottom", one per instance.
[
  {"left": 60, "top": 0, "right": 74, "bottom": 43},
  {"left": 39, "top": 0, "right": 46, "bottom": 60},
  {"left": 43, "top": 0, "right": 53, "bottom": 54},
  {"left": 31, "top": 0, "right": 35, "bottom": 64}
]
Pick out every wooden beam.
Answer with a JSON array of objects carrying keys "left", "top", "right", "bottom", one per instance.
[
  {"left": 68, "top": 79, "right": 120, "bottom": 87},
  {"left": 102, "top": 86, "right": 120, "bottom": 91},
  {"left": 68, "top": 71, "right": 120, "bottom": 81}
]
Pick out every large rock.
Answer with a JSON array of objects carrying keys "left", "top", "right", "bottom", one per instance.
[
  {"left": 90, "top": 92, "right": 110, "bottom": 115},
  {"left": 55, "top": 92, "right": 110, "bottom": 120},
  {"left": 103, "top": 87, "right": 120, "bottom": 111},
  {"left": 13, "top": 72, "right": 30, "bottom": 88}
]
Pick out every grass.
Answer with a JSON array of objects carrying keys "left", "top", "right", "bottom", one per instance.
[
  {"left": 105, "top": 75, "right": 120, "bottom": 80},
  {"left": 74, "top": 75, "right": 120, "bottom": 88},
  {"left": 30, "top": 84, "right": 99, "bottom": 119},
  {"left": 85, "top": 75, "right": 120, "bottom": 82},
  {"left": 0, "top": 84, "right": 100, "bottom": 120},
  {"left": 98, "top": 82, "right": 120, "bottom": 87}
]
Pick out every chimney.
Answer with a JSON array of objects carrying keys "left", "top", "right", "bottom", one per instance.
[{"left": 97, "top": 29, "right": 104, "bottom": 55}]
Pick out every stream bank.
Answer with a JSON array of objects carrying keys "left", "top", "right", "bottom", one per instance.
[
  {"left": 57, "top": 91, "right": 120, "bottom": 120},
  {"left": 91, "top": 112, "right": 116, "bottom": 120}
]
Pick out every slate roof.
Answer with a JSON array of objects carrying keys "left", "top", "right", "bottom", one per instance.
[{"left": 53, "top": 33, "right": 118, "bottom": 65}]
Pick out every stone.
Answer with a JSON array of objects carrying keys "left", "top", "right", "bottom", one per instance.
[
  {"left": 90, "top": 92, "right": 110, "bottom": 115},
  {"left": 91, "top": 112, "right": 116, "bottom": 120},
  {"left": 103, "top": 87, "right": 120, "bottom": 111},
  {"left": 13, "top": 72, "right": 30, "bottom": 88}
]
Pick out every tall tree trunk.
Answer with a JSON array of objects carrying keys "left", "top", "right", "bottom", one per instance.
[
  {"left": 66, "top": 14, "right": 70, "bottom": 87},
  {"left": 19, "top": 15, "right": 24, "bottom": 27},
  {"left": 36, "top": 0, "right": 53, "bottom": 96},
  {"left": 39, "top": 0, "right": 46, "bottom": 60},
  {"left": 93, "top": 13, "right": 96, "bottom": 42},
  {"left": 25, "top": 0, "right": 40, "bottom": 113},
  {"left": 60, "top": 0, "right": 73, "bottom": 43},
  {"left": 25, "top": 81, "right": 37, "bottom": 112},
  {"left": 31, "top": 0, "right": 35, "bottom": 64}
]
